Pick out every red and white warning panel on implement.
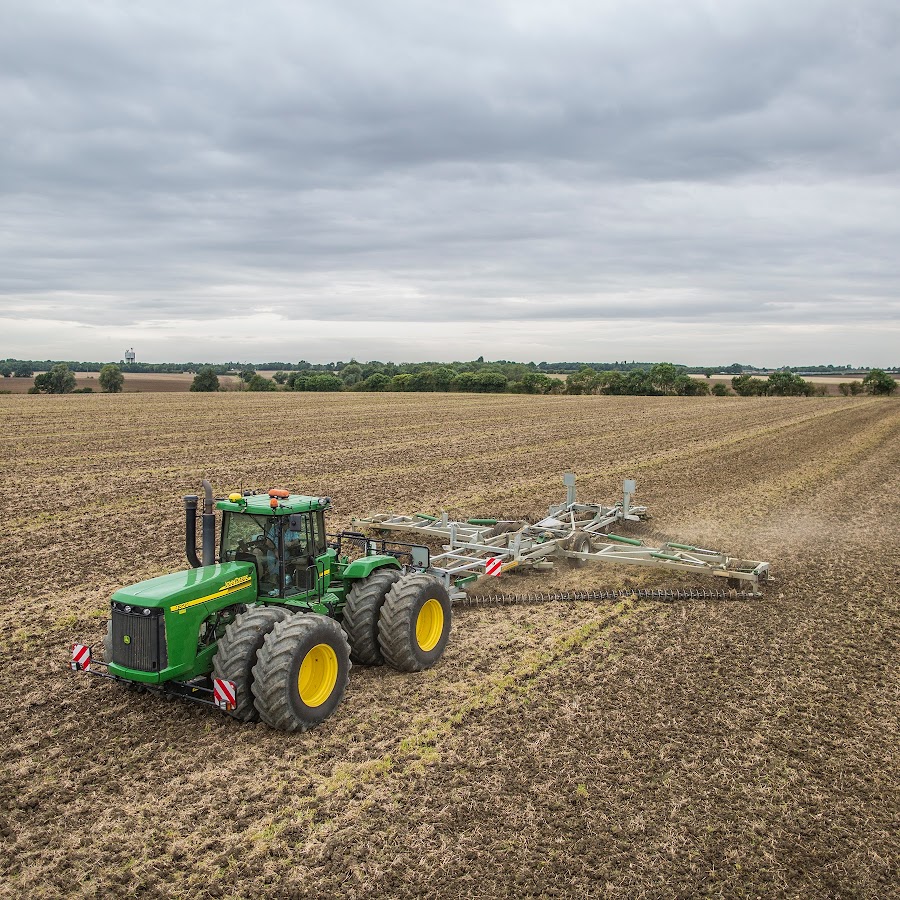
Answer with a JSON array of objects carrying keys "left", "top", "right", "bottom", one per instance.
[
  {"left": 71, "top": 643, "right": 92, "bottom": 671},
  {"left": 213, "top": 678, "right": 237, "bottom": 712},
  {"left": 485, "top": 557, "right": 503, "bottom": 577}
]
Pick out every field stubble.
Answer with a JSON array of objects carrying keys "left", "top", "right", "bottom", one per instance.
[{"left": 0, "top": 392, "right": 897, "bottom": 898}]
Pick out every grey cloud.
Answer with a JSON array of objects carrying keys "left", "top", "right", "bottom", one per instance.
[{"left": 1, "top": 0, "right": 899, "bottom": 362}]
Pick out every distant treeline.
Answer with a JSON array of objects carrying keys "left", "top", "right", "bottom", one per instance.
[
  {"left": 191, "top": 363, "right": 898, "bottom": 397},
  {"left": 3, "top": 357, "right": 896, "bottom": 378},
  {"left": 6, "top": 358, "right": 897, "bottom": 397}
]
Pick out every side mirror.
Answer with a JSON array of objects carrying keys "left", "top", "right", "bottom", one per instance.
[{"left": 288, "top": 514, "right": 305, "bottom": 531}]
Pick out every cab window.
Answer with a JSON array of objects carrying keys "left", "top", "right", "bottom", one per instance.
[{"left": 221, "top": 513, "right": 280, "bottom": 595}]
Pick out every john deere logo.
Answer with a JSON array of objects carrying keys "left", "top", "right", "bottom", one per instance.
[{"left": 123, "top": 635, "right": 131, "bottom": 645}]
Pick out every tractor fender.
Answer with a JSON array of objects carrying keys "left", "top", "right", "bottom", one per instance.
[{"left": 341, "top": 555, "right": 402, "bottom": 583}]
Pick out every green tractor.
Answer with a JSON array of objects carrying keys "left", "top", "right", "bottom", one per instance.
[{"left": 71, "top": 481, "right": 452, "bottom": 732}]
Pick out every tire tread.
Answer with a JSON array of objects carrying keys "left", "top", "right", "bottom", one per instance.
[
  {"left": 212, "top": 605, "right": 287, "bottom": 721},
  {"left": 252, "top": 615, "right": 351, "bottom": 732}
]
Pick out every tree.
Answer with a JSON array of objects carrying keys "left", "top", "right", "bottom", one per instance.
[
  {"left": 246, "top": 374, "right": 275, "bottom": 391},
  {"left": 649, "top": 362, "right": 679, "bottom": 395},
  {"left": 520, "top": 371, "right": 553, "bottom": 394},
  {"left": 190, "top": 368, "right": 220, "bottom": 392},
  {"left": 711, "top": 383, "right": 730, "bottom": 396},
  {"left": 272, "top": 371, "right": 288, "bottom": 385},
  {"left": 451, "top": 372, "right": 477, "bottom": 392},
  {"left": 731, "top": 374, "right": 767, "bottom": 396},
  {"left": 596, "top": 370, "right": 627, "bottom": 395},
  {"left": 766, "top": 371, "right": 812, "bottom": 397},
  {"left": 406, "top": 370, "right": 435, "bottom": 392},
  {"left": 99, "top": 364, "right": 124, "bottom": 393},
  {"left": 358, "top": 373, "right": 391, "bottom": 391},
  {"left": 340, "top": 363, "right": 363, "bottom": 386},
  {"left": 674, "top": 374, "right": 709, "bottom": 395},
  {"left": 472, "top": 371, "right": 509, "bottom": 393},
  {"left": 239, "top": 367, "right": 256, "bottom": 384},
  {"left": 293, "top": 374, "right": 343, "bottom": 392},
  {"left": 624, "top": 369, "right": 656, "bottom": 395},
  {"left": 0, "top": 363, "right": 11, "bottom": 377},
  {"left": 566, "top": 367, "right": 599, "bottom": 395},
  {"left": 430, "top": 366, "right": 457, "bottom": 392},
  {"left": 14, "top": 363, "right": 34, "bottom": 378},
  {"left": 862, "top": 369, "right": 897, "bottom": 396},
  {"left": 32, "top": 364, "right": 77, "bottom": 394}
]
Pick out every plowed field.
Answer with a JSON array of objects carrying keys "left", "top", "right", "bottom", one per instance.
[{"left": 1, "top": 393, "right": 897, "bottom": 899}]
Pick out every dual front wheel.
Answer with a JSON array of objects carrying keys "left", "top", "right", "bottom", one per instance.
[
  {"left": 212, "top": 571, "right": 451, "bottom": 732},
  {"left": 212, "top": 608, "right": 350, "bottom": 733}
]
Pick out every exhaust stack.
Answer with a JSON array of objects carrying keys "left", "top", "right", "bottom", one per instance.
[
  {"left": 201, "top": 479, "right": 216, "bottom": 567},
  {"left": 184, "top": 480, "right": 217, "bottom": 568}
]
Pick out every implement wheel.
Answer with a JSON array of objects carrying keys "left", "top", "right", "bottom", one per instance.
[
  {"left": 252, "top": 615, "right": 351, "bottom": 732},
  {"left": 565, "top": 533, "right": 592, "bottom": 569},
  {"left": 212, "top": 605, "right": 287, "bottom": 721},
  {"left": 342, "top": 567, "right": 402, "bottom": 665},
  {"left": 378, "top": 573, "right": 452, "bottom": 673}
]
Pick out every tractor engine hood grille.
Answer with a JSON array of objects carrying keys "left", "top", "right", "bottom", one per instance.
[{"left": 110, "top": 605, "right": 167, "bottom": 672}]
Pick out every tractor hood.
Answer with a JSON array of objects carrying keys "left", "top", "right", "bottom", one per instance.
[{"left": 112, "top": 562, "right": 257, "bottom": 611}]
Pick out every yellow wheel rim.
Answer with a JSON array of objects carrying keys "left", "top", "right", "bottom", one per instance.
[
  {"left": 297, "top": 643, "right": 338, "bottom": 708},
  {"left": 416, "top": 598, "right": 444, "bottom": 652}
]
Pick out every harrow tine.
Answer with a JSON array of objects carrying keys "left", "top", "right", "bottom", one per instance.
[{"left": 455, "top": 586, "right": 760, "bottom": 608}]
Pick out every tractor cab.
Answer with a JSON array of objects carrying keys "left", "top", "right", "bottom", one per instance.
[{"left": 217, "top": 490, "right": 333, "bottom": 599}]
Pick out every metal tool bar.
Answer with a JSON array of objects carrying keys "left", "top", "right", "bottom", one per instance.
[{"left": 352, "top": 475, "right": 770, "bottom": 597}]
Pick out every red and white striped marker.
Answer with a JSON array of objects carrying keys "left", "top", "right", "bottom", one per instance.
[
  {"left": 485, "top": 557, "right": 503, "bottom": 577},
  {"left": 213, "top": 678, "right": 237, "bottom": 711},
  {"left": 71, "top": 643, "right": 92, "bottom": 671}
]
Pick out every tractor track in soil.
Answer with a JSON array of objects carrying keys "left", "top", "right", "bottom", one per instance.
[{"left": 0, "top": 393, "right": 897, "bottom": 898}]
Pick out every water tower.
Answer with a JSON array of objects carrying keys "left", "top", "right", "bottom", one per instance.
[{"left": 124, "top": 348, "right": 136, "bottom": 364}]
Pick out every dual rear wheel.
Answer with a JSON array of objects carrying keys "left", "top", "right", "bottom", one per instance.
[{"left": 343, "top": 570, "right": 452, "bottom": 672}]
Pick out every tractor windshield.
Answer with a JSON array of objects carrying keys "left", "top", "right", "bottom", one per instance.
[{"left": 221, "top": 513, "right": 281, "bottom": 595}]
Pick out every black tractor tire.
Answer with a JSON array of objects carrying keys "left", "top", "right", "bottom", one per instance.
[
  {"left": 565, "top": 533, "right": 593, "bottom": 569},
  {"left": 251, "top": 615, "right": 351, "bottom": 732},
  {"left": 378, "top": 573, "right": 452, "bottom": 673},
  {"left": 212, "top": 605, "right": 288, "bottom": 722},
  {"left": 342, "top": 567, "right": 403, "bottom": 665}
]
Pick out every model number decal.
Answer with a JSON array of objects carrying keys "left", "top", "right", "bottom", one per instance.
[
  {"left": 222, "top": 574, "right": 252, "bottom": 590},
  {"left": 170, "top": 575, "right": 253, "bottom": 614}
]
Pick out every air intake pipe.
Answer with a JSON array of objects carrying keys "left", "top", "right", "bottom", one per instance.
[
  {"left": 184, "top": 494, "right": 201, "bottom": 568},
  {"left": 184, "top": 480, "right": 217, "bottom": 568}
]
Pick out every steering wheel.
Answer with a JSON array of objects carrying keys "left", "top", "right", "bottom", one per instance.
[{"left": 249, "top": 534, "right": 276, "bottom": 552}]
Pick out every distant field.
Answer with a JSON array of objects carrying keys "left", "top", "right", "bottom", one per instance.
[{"left": 0, "top": 371, "right": 279, "bottom": 393}]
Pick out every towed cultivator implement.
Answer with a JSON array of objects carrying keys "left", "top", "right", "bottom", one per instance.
[
  {"left": 353, "top": 474, "right": 770, "bottom": 601},
  {"left": 71, "top": 475, "right": 769, "bottom": 732}
]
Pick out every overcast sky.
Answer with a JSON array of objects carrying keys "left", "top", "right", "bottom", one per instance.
[{"left": 1, "top": 0, "right": 898, "bottom": 366}]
